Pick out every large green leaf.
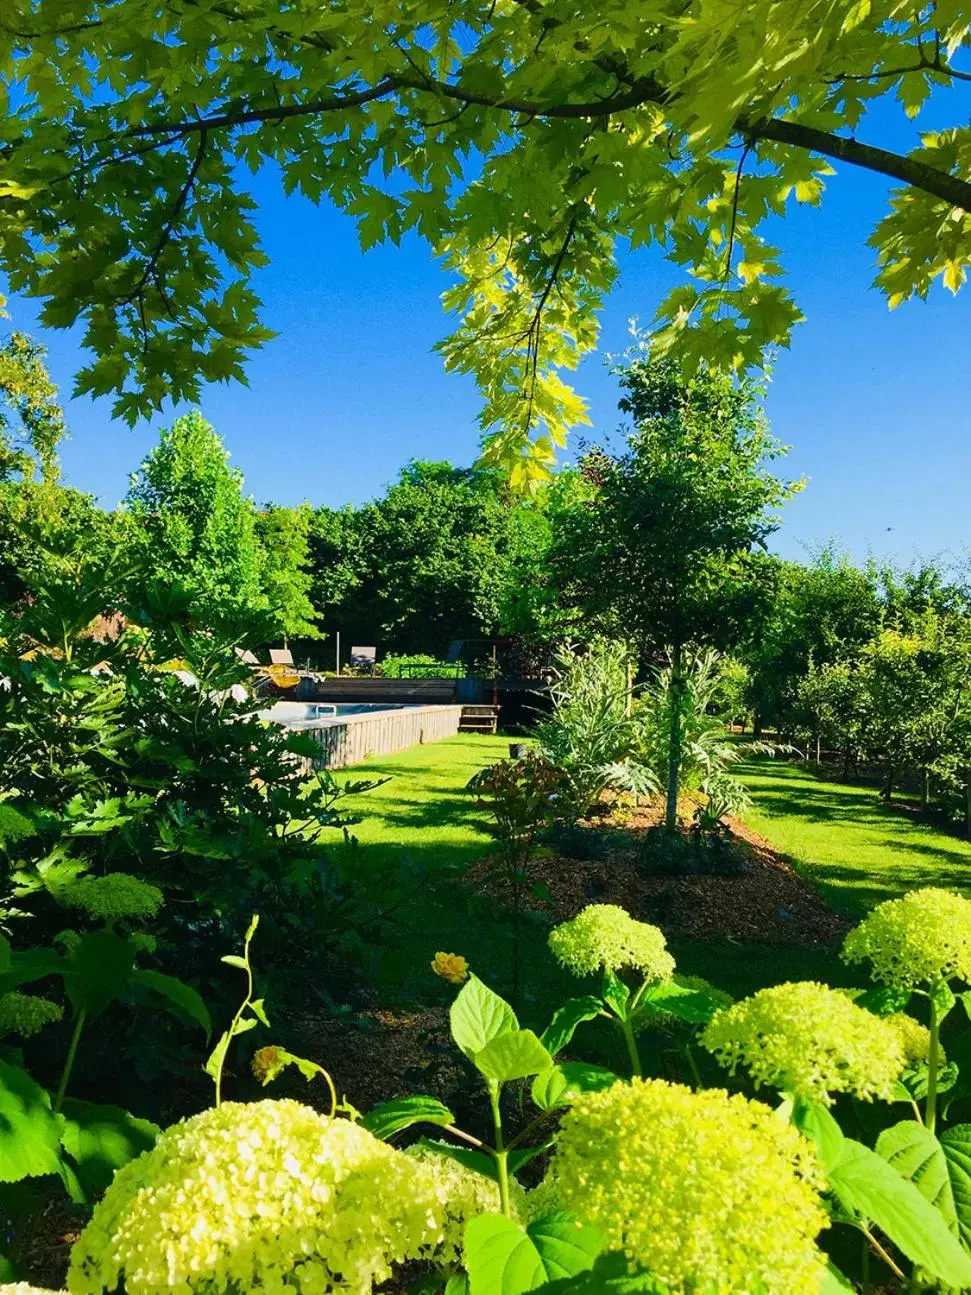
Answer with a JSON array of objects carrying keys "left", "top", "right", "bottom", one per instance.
[
  {"left": 474, "top": 1030, "right": 553, "bottom": 1083},
  {"left": 0, "top": 947, "right": 63, "bottom": 995},
  {"left": 540, "top": 997, "right": 603, "bottom": 1057},
  {"left": 637, "top": 979, "right": 723, "bottom": 1025},
  {"left": 828, "top": 1137, "right": 971, "bottom": 1288},
  {"left": 464, "top": 1211, "right": 601, "bottom": 1295},
  {"left": 531, "top": 1063, "right": 620, "bottom": 1112},
  {"left": 544, "top": 1252, "right": 670, "bottom": 1293},
  {"left": 420, "top": 1138, "right": 547, "bottom": 1184},
  {"left": 59, "top": 1098, "right": 159, "bottom": 1202},
  {"left": 362, "top": 1095, "right": 455, "bottom": 1142},
  {"left": 792, "top": 1096, "right": 845, "bottom": 1172},
  {"left": 0, "top": 1059, "right": 64, "bottom": 1183},
  {"left": 876, "top": 1120, "right": 957, "bottom": 1231},
  {"left": 601, "top": 971, "right": 630, "bottom": 1021},
  {"left": 940, "top": 1124, "right": 971, "bottom": 1250},
  {"left": 129, "top": 969, "right": 212, "bottom": 1036},
  {"left": 64, "top": 930, "right": 135, "bottom": 1020},
  {"left": 450, "top": 975, "right": 517, "bottom": 1060}
]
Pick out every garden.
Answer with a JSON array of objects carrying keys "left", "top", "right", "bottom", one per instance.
[{"left": 3, "top": 4, "right": 971, "bottom": 1294}]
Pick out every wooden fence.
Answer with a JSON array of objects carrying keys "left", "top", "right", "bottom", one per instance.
[{"left": 298, "top": 703, "right": 464, "bottom": 770}]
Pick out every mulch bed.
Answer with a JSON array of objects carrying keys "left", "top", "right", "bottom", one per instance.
[{"left": 465, "top": 801, "right": 852, "bottom": 950}]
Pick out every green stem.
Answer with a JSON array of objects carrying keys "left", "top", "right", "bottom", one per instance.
[
  {"left": 926, "top": 998, "right": 941, "bottom": 1135},
  {"left": 55, "top": 1008, "right": 86, "bottom": 1113},
  {"left": 619, "top": 1016, "right": 642, "bottom": 1079},
  {"left": 683, "top": 1041, "right": 703, "bottom": 1089},
  {"left": 487, "top": 1081, "right": 511, "bottom": 1217},
  {"left": 861, "top": 1233, "right": 871, "bottom": 1295},
  {"left": 862, "top": 1226, "right": 907, "bottom": 1282}
]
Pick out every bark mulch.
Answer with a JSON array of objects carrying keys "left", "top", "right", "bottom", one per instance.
[{"left": 465, "top": 801, "right": 852, "bottom": 951}]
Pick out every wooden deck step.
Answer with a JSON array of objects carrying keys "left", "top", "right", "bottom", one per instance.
[{"left": 459, "top": 704, "right": 500, "bottom": 734}]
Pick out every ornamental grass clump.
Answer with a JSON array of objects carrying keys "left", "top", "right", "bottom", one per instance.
[
  {"left": 548, "top": 904, "right": 675, "bottom": 980},
  {"left": 68, "top": 1100, "right": 461, "bottom": 1295},
  {"left": 700, "top": 981, "right": 909, "bottom": 1103},
  {"left": 552, "top": 1078, "right": 827, "bottom": 1295},
  {"left": 841, "top": 886, "right": 971, "bottom": 989}
]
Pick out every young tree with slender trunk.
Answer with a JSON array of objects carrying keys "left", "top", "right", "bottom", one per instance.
[{"left": 554, "top": 352, "right": 800, "bottom": 828}]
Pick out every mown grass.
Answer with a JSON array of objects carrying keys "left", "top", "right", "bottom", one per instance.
[
  {"left": 738, "top": 756, "right": 971, "bottom": 918},
  {"left": 336, "top": 737, "right": 971, "bottom": 1023}
]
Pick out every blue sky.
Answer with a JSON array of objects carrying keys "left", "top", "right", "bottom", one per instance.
[{"left": 4, "top": 134, "right": 970, "bottom": 570}]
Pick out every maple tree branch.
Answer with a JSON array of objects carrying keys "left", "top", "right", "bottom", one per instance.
[{"left": 740, "top": 113, "right": 971, "bottom": 211}]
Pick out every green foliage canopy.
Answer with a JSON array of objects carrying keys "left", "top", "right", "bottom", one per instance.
[{"left": 1, "top": 2, "right": 969, "bottom": 480}]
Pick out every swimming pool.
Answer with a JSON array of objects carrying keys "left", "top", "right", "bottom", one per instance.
[
  {"left": 259, "top": 700, "right": 418, "bottom": 727},
  {"left": 259, "top": 699, "right": 464, "bottom": 768}
]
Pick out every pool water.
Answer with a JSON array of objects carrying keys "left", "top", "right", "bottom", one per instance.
[{"left": 259, "top": 700, "right": 416, "bottom": 726}]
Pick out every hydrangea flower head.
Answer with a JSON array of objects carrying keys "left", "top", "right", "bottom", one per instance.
[
  {"left": 842, "top": 887, "right": 971, "bottom": 989},
  {"left": 62, "top": 873, "right": 163, "bottom": 924},
  {"left": 700, "top": 981, "right": 909, "bottom": 1103},
  {"left": 430, "top": 951, "right": 469, "bottom": 984},
  {"left": 549, "top": 904, "right": 675, "bottom": 980},
  {"left": 553, "top": 1078, "right": 827, "bottom": 1294},
  {"left": 0, "top": 991, "right": 63, "bottom": 1038},
  {"left": 68, "top": 1100, "right": 463, "bottom": 1294},
  {"left": 0, "top": 1285, "right": 65, "bottom": 1294},
  {"left": 887, "top": 1012, "right": 933, "bottom": 1066}
]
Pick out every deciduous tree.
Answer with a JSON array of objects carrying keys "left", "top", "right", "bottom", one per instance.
[{"left": 1, "top": 2, "right": 969, "bottom": 479}]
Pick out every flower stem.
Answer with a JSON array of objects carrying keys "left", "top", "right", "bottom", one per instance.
[
  {"left": 926, "top": 997, "right": 941, "bottom": 1135},
  {"left": 487, "top": 1081, "right": 511, "bottom": 1217},
  {"left": 55, "top": 1008, "right": 86, "bottom": 1113},
  {"left": 619, "top": 1016, "right": 642, "bottom": 1079}
]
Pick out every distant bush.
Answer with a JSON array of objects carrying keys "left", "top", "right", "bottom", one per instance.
[{"left": 376, "top": 653, "right": 464, "bottom": 678}]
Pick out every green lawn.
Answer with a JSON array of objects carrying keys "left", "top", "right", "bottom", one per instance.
[
  {"left": 739, "top": 757, "right": 971, "bottom": 917},
  {"left": 334, "top": 738, "right": 971, "bottom": 1021}
]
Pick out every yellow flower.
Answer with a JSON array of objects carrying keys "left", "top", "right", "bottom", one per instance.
[
  {"left": 552, "top": 1079, "right": 827, "bottom": 1295},
  {"left": 431, "top": 951, "right": 469, "bottom": 984},
  {"left": 67, "top": 1100, "right": 468, "bottom": 1294},
  {"left": 549, "top": 904, "right": 675, "bottom": 981},
  {"left": 701, "top": 981, "right": 909, "bottom": 1103},
  {"left": 842, "top": 887, "right": 971, "bottom": 989}
]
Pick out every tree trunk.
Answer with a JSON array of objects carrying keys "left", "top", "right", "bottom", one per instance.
[
  {"left": 921, "top": 768, "right": 930, "bottom": 814},
  {"left": 815, "top": 731, "right": 821, "bottom": 765},
  {"left": 965, "top": 772, "right": 971, "bottom": 839},
  {"left": 665, "top": 641, "right": 684, "bottom": 831},
  {"left": 883, "top": 766, "right": 893, "bottom": 804}
]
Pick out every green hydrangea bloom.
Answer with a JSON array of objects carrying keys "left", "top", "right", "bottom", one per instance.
[
  {"left": 553, "top": 1078, "right": 827, "bottom": 1295},
  {"left": 887, "top": 1012, "right": 933, "bottom": 1066},
  {"left": 842, "top": 887, "right": 971, "bottom": 989},
  {"left": 62, "top": 873, "right": 163, "bottom": 924},
  {"left": 548, "top": 904, "right": 675, "bottom": 980},
  {"left": 68, "top": 1100, "right": 463, "bottom": 1295},
  {"left": 700, "top": 981, "right": 908, "bottom": 1103},
  {"left": 404, "top": 1145, "right": 522, "bottom": 1259},
  {"left": 0, "top": 991, "right": 63, "bottom": 1039}
]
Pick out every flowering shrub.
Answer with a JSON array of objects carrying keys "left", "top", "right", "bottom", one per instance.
[
  {"left": 549, "top": 904, "right": 675, "bottom": 980},
  {"left": 701, "top": 980, "right": 911, "bottom": 1103},
  {"left": 68, "top": 1100, "right": 469, "bottom": 1294},
  {"left": 551, "top": 1078, "right": 828, "bottom": 1294},
  {"left": 61, "top": 874, "right": 163, "bottom": 924},
  {"left": 0, "top": 991, "right": 62, "bottom": 1038},
  {"left": 842, "top": 886, "right": 971, "bottom": 989}
]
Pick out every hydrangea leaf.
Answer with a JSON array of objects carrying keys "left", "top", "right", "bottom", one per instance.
[
  {"left": 543, "top": 1251, "right": 670, "bottom": 1292},
  {"left": 474, "top": 1029, "right": 553, "bottom": 1083},
  {"left": 0, "top": 1058, "right": 64, "bottom": 1183},
  {"left": 939, "top": 1125, "right": 971, "bottom": 1251},
  {"left": 450, "top": 975, "right": 517, "bottom": 1060},
  {"left": 64, "top": 931, "right": 135, "bottom": 1021},
  {"left": 464, "top": 1211, "right": 601, "bottom": 1294},
  {"left": 362, "top": 1095, "right": 455, "bottom": 1142},
  {"left": 540, "top": 996, "right": 603, "bottom": 1057},
  {"left": 532, "top": 1063, "right": 621, "bottom": 1113},
  {"left": 130, "top": 970, "right": 211, "bottom": 1037},
  {"left": 877, "top": 1120, "right": 957, "bottom": 1233},
  {"left": 60, "top": 1099, "right": 160, "bottom": 1203},
  {"left": 827, "top": 1137, "right": 971, "bottom": 1288}
]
